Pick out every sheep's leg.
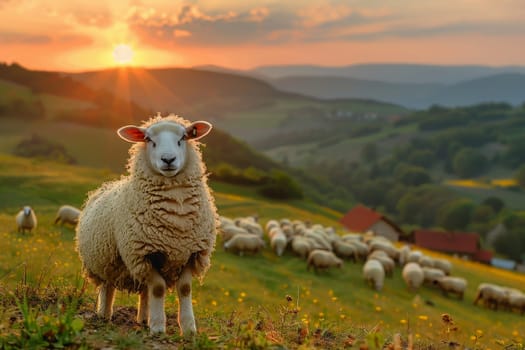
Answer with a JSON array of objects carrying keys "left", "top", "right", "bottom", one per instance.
[
  {"left": 137, "top": 288, "right": 149, "bottom": 325},
  {"left": 176, "top": 265, "right": 196, "bottom": 337},
  {"left": 147, "top": 269, "right": 166, "bottom": 333},
  {"left": 96, "top": 284, "right": 115, "bottom": 319}
]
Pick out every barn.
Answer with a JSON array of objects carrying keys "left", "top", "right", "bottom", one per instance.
[{"left": 340, "top": 204, "right": 404, "bottom": 242}]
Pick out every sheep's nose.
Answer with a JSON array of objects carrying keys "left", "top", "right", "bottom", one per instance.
[{"left": 161, "top": 156, "right": 176, "bottom": 165}]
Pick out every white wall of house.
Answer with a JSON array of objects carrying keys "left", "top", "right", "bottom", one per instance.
[{"left": 369, "top": 220, "right": 399, "bottom": 242}]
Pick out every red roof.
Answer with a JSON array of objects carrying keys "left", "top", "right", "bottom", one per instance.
[
  {"left": 340, "top": 205, "right": 403, "bottom": 235},
  {"left": 340, "top": 205, "right": 382, "bottom": 232},
  {"left": 413, "top": 230, "right": 480, "bottom": 254}
]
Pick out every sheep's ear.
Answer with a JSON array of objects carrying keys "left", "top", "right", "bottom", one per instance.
[
  {"left": 117, "top": 126, "right": 147, "bottom": 143},
  {"left": 185, "top": 121, "right": 212, "bottom": 141}
]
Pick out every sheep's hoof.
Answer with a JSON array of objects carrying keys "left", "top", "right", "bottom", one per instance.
[
  {"left": 149, "top": 324, "right": 166, "bottom": 334},
  {"left": 180, "top": 327, "right": 197, "bottom": 340}
]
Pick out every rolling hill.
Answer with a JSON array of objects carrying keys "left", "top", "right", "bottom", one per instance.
[{"left": 0, "top": 154, "right": 524, "bottom": 348}]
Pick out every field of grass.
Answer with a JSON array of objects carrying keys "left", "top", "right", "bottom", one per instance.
[{"left": 0, "top": 154, "right": 524, "bottom": 349}]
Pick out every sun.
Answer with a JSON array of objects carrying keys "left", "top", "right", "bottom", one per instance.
[{"left": 113, "top": 44, "right": 134, "bottom": 65}]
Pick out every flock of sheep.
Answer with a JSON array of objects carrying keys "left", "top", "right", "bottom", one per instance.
[{"left": 219, "top": 215, "right": 525, "bottom": 315}]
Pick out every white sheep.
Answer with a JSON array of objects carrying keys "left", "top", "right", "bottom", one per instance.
[
  {"left": 367, "top": 251, "right": 395, "bottom": 278},
  {"left": 418, "top": 255, "right": 435, "bottom": 268},
  {"left": 220, "top": 223, "right": 250, "bottom": 242},
  {"left": 270, "top": 230, "right": 287, "bottom": 257},
  {"left": 473, "top": 283, "right": 507, "bottom": 310},
  {"left": 290, "top": 236, "right": 313, "bottom": 259},
  {"left": 235, "top": 216, "right": 263, "bottom": 237},
  {"left": 223, "top": 233, "right": 265, "bottom": 255},
  {"left": 306, "top": 249, "right": 343, "bottom": 273},
  {"left": 422, "top": 267, "right": 445, "bottom": 286},
  {"left": 54, "top": 205, "right": 81, "bottom": 226},
  {"left": 402, "top": 262, "right": 424, "bottom": 292},
  {"left": 363, "top": 259, "right": 385, "bottom": 291},
  {"left": 332, "top": 239, "right": 358, "bottom": 262},
  {"left": 433, "top": 276, "right": 467, "bottom": 299},
  {"left": 398, "top": 245, "right": 411, "bottom": 266},
  {"left": 76, "top": 114, "right": 218, "bottom": 336},
  {"left": 433, "top": 258, "right": 453, "bottom": 275},
  {"left": 16, "top": 206, "right": 37, "bottom": 233}
]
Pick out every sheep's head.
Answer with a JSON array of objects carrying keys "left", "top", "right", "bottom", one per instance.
[
  {"left": 23, "top": 206, "right": 32, "bottom": 216},
  {"left": 118, "top": 119, "right": 212, "bottom": 177}
]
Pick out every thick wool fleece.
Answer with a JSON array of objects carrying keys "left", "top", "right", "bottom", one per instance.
[{"left": 76, "top": 115, "right": 218, "bottom": 292}]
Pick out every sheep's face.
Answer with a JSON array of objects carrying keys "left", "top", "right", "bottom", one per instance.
[
  {"left": 23, "top": 206, "right": 32, "bottom": 216},
  {"left": 118, "top": 119, "right": 212, "bottom": 177}
]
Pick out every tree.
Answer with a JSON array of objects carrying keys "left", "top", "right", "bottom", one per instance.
[
  {"left": 452, "top": 148, "right": 488, "bottom": 178},
  {"left": 482, "top": 196, "right": 505, "bottom": 214},
  {"left": 514, "top": 164, "right": 525, "bottom": 188},
  {"left": 437, "top": 199, "right": 475, "bottom": 231},
  {"left": 394, "top": 164, "right": 431, "bottom": 186},
  {"left": 361, "top": 142, "right": 378, "bottom": 162}
]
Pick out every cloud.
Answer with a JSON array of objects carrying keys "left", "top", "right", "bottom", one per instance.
[
  {"left": 0, "top": 32, "right": 51, "bottom": 44},
  {"left": 126, "top": 2, "right": 525, "bottom": 48}
]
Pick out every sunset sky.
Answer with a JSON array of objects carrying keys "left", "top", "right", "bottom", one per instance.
[{"left": 1, "top": 0, "right": 524, "bottom": 72}]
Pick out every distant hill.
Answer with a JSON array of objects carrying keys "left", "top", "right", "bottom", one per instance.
[
  {"left": 251, "top": 63, "right": 525, "bottom": 84},
  {"left": 268, "top": 73, "right": 525, "bottom": 109},
  {"left": 70, "top": 67, "right": 292, "bottom": 119}
]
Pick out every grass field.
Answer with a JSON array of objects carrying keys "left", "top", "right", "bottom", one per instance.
[{"left": 0, "top": 154, "right": 524, "bottom": 349}]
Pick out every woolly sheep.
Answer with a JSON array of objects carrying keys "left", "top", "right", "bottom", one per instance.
[
  {"left": 433, "top": 276, "right": 467, "bottom": 299},
  {"left": 422, "top": 267, "right": 445, "bottom": 285},
  {"left": 418, "top": 255, "right": 435, "bottom": 268},
  {"left": 54, "top": 205, "right": 81, "bottom": 226},
  {"left": 220, "top": 223, "right": 249, "bottom": 242},
  {"left": 76, "top": 115, "right": 218, "bottom": 336},
  {"left": 504, "top": 289, "right": 525, "bottom": 314},
  {"left": 16, "top": 206, "right": 37, "bottom": 233},
  {"left": 402, "top": 262, "right": 424, "bottom": 292},
  {"left": 347, "top": 240, "right": 369, "bottom": 261},
  {"left": 367, "top": 251, "right": 395, "bottom": 277},
  {"left": 341, "top": 233, "right": 363, "bottom": 242},
  {"left": 398, "top": 245, "right": 411, "bottom": 266},
  {"left": 363, "top": 259, "right": 385, "bottom": 291},
  {"left": 406, "top": 250, "right": 423, "bottom": 264},
  {"left": 306, "top": 249, "right": 343, "bottom": 273},
  {"left": 332, "top": 239, "right": 358, "bottom": 262},
  {"left": 433, "top": 258, "right": 453, "bottom": 275},
  {"left": 235, "top": 216, "right": 263, "bottom": 237},
  {"left": 473, "top": 283, "right": 506, "bottom": 310},
  {"left": 369, "top": 241, "right": 399, "bottom": 260},
  {"left": 223, "top": 233, "right": 265, "bottom": 255},
  {"left": 291, "top": 236, "right": 312, "bottom": 259},
  {"left": 270, "top": 230, "right": 287, "bottom": 257},
  {"left": 265, "top": 219, "right": 280, "bottom": 232}
]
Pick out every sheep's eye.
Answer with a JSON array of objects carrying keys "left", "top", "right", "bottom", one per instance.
[
  {"left": 144, "top": 136, "right": 156, "bottom": 148},
  {"left": 178, "top": 135, "right": 185, "bottom": 146}
]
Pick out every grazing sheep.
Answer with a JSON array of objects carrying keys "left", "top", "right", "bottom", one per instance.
[
  {"left": 341, "top": 233, "right": 363, "bottom": 242},
  {"left": 332, "top": 239, "right": 358, "bottom": 262},
  {"left": 347, "top": 240, "right": 369, "bottom": 261},
  {"left": 369, "top": 241, "right": 399, "bottom": 260},
  {"left": 76, "top": 114, "right": 218, "bottom": 336},
  {"left": 504, "top": 289, "right": 525, "bottom": 314},
  {"left": 418, "top": 255, "right": 435, "bottom": 268},
  {"left": 291, "top": 236, "right": 312, "bottom": 259},
  {"left": 235, "top": 216, "right": 263, "bottom": 237},
  {"left": 433, "top": 276, "right": 467, "bottom": 299},
  {"left": 220, "top": 223, "right": 249, "bottom": 242},
  {"left": 306, "top": 249, "right": 343, "bottom": 273},
  {"left": 265, "top": 219, "right": 280, "bottom": 232},
  {"left": 367, "top": 252, "right": 395, "bottom": 278},
  {"left": 398, "top": 245, "right": 411, "bottom": 266},
  {"left": 433, "top": 258, "right": 453, "bottom": 275},
  {"left": 16, "top": 206, "right": 37, "bottom": 233},
  {"left": 402, "top": 262, "right": 424, "bottom": 292},
  {"left": 363, "top": 259, "right": 385, "bottom": 291},
  {"left": 223, "top": 233, "right": 265, "bottom": 256},
  {"left": 473, "top": 283, "right": 507, "bottom": 310},
  {"left": 54, "top": 205, "right": 81, "bottom": 226},
  {"left": 270, "top": 230, "right": 288, "bottom": 257},
  {"left": 422, "top": 267, "right": 445, "bottom": 286}
]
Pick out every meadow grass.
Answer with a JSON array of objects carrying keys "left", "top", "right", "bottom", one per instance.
[{"left": 0, "top": 154, "right": 524, "bottom": 349}]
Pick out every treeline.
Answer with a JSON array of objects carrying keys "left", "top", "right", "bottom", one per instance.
[{"left": 310, "top": 103, "right": 525, "bottom": 261}]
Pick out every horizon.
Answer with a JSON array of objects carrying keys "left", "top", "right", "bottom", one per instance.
[{"left": 2, "top": 1, "right": 524, "bottom": 72}]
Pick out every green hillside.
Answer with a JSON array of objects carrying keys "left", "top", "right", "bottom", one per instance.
[{"left": 0, "top": 155, "right": 524, "bottom": 349}]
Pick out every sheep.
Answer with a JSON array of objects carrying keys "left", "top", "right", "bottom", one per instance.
[
  {"left": 433, "top": 276, "right": 467, "bottom": 299},
  {"left": 433, "top": 258, "right": 453, "bottom": 275},
  {"left": 369, "top": 241, "right": 399, "bottom": 260},
  {"left": 422, "top": 267, "right": 445, "bottom": 286},
  {"left": 223, "top": 233, "right": 265, "bottom": 256},
  {"left": 235, "top": 216, "right": 263, "bottom": 237},
  {"left": 363, "top": 259, "right": 385, "bottom": 291},
  {"left": 347, "top": 240, "right": 369, "bottom": 261},
  {"left": 473, "top": 283, "right": 507, "bottom": 310},
  {"left": 54, "top": 205, "right": 81, "bottom": 226},
  {"left": 75, "top": 114, "right": 218, "bottom": 336},
  {"left": 306, "top": 249, "right": 343, "bottom": 273},
  {"left": 332, "top": 239, "right": 358, "bottom": 262},
  {"left": 16, "top": 206, "right": 37, "bottom": 233},
  {"left": 220, "top": 223, "right": 250, "bottom": 242},
  {"left": 367, "top": 251, "right": 395, "bottom": 277},
  {"left": 402, "top": 262, "right": 424, "bottom": 292},
  {"left": 270, "top": 229, "right": 287, "bottom": 256},
  {"left": 291, "top": 236, "right": 312, "bottom": 259},
  {"left": 398, "top": 245, "right": 411, "bottom": 266},
  {"left": 504, "top": 289, "right": 525, "bottom": 314},
  {"left": 265, "top": 219, "right": 280, "bottom": 232},
  {"left": 418, "top": 255, "right": 435, "bottom": 268},
  {"left": 406, "top": 250, "right": 423, "bottom": 264}
]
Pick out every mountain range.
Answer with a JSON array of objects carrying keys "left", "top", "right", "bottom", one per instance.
[{"left": 196, "top": 63, "right": 525, "bottom": 109}]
